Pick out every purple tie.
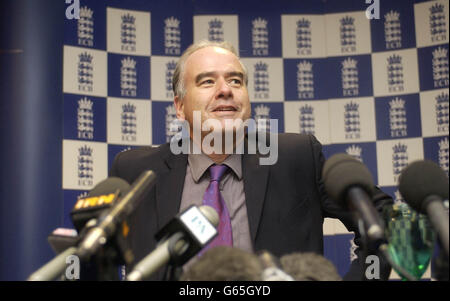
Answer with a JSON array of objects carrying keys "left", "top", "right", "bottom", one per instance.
[{"left": 201, "top": 164, "right": 233, "bottom": 252}]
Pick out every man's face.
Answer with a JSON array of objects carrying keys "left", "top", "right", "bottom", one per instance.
[{"left": 174, "top": 46, "right": 251, "bottom": 135}]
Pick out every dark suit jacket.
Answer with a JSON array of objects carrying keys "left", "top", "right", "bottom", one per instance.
[{"left": 109, "top": 133, "right": 393, "bottom": 280}]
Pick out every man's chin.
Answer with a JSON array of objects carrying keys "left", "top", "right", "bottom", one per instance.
[
  {"left": 200, "top": 113, "right": 251, "bottom": 133},
  {"left": 221, "top": 118, "right": 246, "bottom": 130}
]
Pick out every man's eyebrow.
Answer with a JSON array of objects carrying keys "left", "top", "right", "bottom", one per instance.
[
  {"left": 227, "top": 71, "right": 244, "bottom": 79},
  {"left": 195, "top": 71, "right": 244, "bottom": 84},
  {"left": 195, "top": 72, "right": 216, "bottom": 84}
]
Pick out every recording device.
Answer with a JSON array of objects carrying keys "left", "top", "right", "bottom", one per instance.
[
  {"left": 27, "top": 177, "right": 129, "bottom": 281},
  {"left": 28, "top": 171, "right": 156, "bottom": 281},
  {"left": 71, "top": 176, "right": 134, "bottom": 280},
  {"left": 399, "top": 160, "right": 449, "bottom": 258},
  {"left": 322, "top": 153, "right": 386, "bottom": 247},
  {"left": 47, "top": 228, "right": 79, "bottom": 255},
  {"left": 71, "top": 177, "right": 131, "bottom": 232},
  {"left": 127, "top": 205, "right": 219, "bottom": 281},
  {"left": 180, "top": 246, "right": 264, "bottom": 281},
  {"left": 322, "top": 153, "right": 422, "bottom": 281},
  {"left": 76, "top": 170, "right": 156, "bottom": 260},
  {"left": 258, "top": 250, "right": 294, "bottom": 281},
  {"left": 279, "top": 252, "right": 342, "bottom": 281}
]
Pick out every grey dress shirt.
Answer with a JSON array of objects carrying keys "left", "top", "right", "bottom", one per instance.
[{"left": 179, "top": 153, "right": 253, "bottom": 254}]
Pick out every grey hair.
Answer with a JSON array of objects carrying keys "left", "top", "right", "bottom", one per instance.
[{"left": 172, "top": 40, "right": 248, "bottom": 99}]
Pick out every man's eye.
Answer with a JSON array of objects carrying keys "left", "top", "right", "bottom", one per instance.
[
  {"left": 201, "top": 79, "right": 214, "bottom": 85},
  {"left": 230, "top": 78, "right": 242, "bottom": 86}
]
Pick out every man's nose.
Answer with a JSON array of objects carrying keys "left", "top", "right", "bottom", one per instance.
[{"left": 215, "top": 77, "right": 232, "bottom": 99}]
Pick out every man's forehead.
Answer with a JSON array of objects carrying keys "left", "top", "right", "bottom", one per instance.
[
  {"left": 187, "top": 46, "right": 238, "bottom": 64},
  {"left": 185, "top": 47, "right": 243, "bottom": 75},
  {"left": 195, "top": 45, "right": 233, "bottom": 55},
  {"left": 194, "top": 71, "right": 244, "bottom": 83}
]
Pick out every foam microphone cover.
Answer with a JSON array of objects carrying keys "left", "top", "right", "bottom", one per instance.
[
  {"left": 398, "top": 160, "right": 449, "bottom": 214},
  {"left": 87, "top": 177, "right": 131, "bottom": 198},
  {"left": 71, "top": 177, "right": 131, "bottom": 231},
  {"left": 322, "top": 153, "right": 375, "bottom": 207}
]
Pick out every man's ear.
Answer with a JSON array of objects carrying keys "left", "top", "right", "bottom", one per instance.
[{"left": 174, "top": 96, "right": 185, "bottom": 120}]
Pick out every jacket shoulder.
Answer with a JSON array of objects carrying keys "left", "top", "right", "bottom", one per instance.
[
  {"left": 277, "top": 133, "right": 322, "bottom": 157},
  {"left": 109, "top": 144, "right": 170, "bottom": 183}
]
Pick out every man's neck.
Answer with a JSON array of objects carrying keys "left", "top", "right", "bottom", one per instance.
[
  {"left": 189, "top": 131, "right": 245, "bottom": 164},
  {"left": 189, "top": 138, "right": 230, "bottom": 164},
  {"left": 207, "top": 153, "right": 230, "bottom": 164}
]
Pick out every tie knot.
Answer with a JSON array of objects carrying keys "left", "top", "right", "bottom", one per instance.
[{"left": 209, "top": 164, "right": 228, "bottom": 182}]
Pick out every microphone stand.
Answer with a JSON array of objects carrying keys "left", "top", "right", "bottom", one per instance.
[
  {"left": 166, "top": 232, "right": 190, "bottom": 281},
  {"left": 76, "top": 220, "right": 134, "bottom": 281},
  {"left": 357, "top": 219, "right": 370, "bottom": 281}
]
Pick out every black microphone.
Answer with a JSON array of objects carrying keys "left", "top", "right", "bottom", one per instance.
[
  {"left": 127, "top": 205, "right": 219, "bottom": 281},
  {"left": 27, "top": 176, "right": 137, "bottom": 281},
  {"left": 399, "top": 160, "right": 449, "bottom": 258},
  {"left": 322, "top": 153, "right": 385, "bottom": 247},
  {"left": 323, "top": 154, "right": 423, "bottom": 281},
  {"left": 71, "top": 177, "right": 131, "bottom": 232},
  {"left": 76, "top": 170, "right": 156, "bottom": 261}
]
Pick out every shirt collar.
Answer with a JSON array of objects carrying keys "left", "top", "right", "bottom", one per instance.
[{"left": 188, "top": 153, "right": 242, "bottom": 183}]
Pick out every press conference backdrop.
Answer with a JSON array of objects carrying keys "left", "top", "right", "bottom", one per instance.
[{"left": 61, "top": 0, "right": 449, "bottom": 279}]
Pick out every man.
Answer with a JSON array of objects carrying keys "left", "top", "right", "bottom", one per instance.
[{"left": 110, "top": 40, "right": 392, "bottom": 280}]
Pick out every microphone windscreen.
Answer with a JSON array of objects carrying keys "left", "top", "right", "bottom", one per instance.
[
  {"left": 280, "top": 252, "right": 342, "bottom": 281},
  {"left": 87, "top": 177, "right": 131, "bottom": 198},
  {"left": 322, "top": 153, "right": 375, "bottom": 206},
  {"left": 180, "top": 246, "right": 263, "bottom": 281},
  {"left": 71, "top": 177, "right": 131, "bottom": 231},
  {"left": 398, "top": 160, "right": 449, "bottom": 213}
]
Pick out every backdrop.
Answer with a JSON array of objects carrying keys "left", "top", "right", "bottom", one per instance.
[{"left": 11, "top": 0, "right": 448, "bottom": 280}]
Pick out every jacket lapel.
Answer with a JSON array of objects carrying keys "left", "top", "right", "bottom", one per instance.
[
  {"left": 155, "top": 144, "right": 188, "bottom": 230},
  {"left": 242, "top": 151, "right": 270, "bottom": 243}
]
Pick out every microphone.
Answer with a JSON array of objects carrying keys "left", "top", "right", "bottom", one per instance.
[
  {"left": 127, "top": 205, "right": 219, "bottom": 281},
  {"left": 47, "top": 228, "right": 79, "bottom": 255},
  {"left": 27, "top": 176, "right": 138, "bottom": 281},
  {"left": 180, "top": 246, "right": 264, "bottom": 281},
  {"left": 323, "top": 154, "right": 424, "bottom": 281},
  {"left": 76, "top": 170, "right": 156, "bottom": 260},
  {"left": 399, "top": 160, "right": 449, "bottom": 257},
  {"left": 258, "top": 250, "right": 294, "bottom": 281},
  {"left": 71, "top": 177, "right": 131, "bottom": 232},
  {"left": 322, "top": 153, "right": 385, "bottom": 247},
  {"left": 279, "top": 252, "right": 342, "bottom": 281}
]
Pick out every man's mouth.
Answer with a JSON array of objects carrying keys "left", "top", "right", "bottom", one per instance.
[{"left": 212, "top": 105, "right": 237, "bottom": 112}]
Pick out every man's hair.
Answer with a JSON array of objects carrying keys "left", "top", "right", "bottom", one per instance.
[
  {"left": 172, "top": 40, "right": 248, "bottom": 99},
  {"left": 179, "top": 246, "right": 263, "bottom": 281},
  {"left": 280, "top": 252, "right": 342, "bottom": 281}
]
